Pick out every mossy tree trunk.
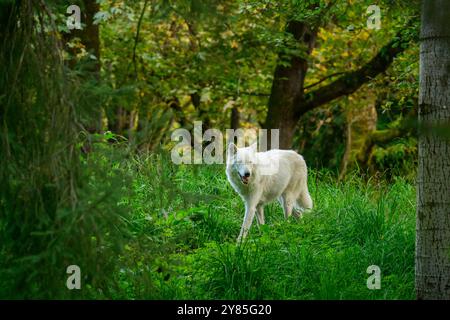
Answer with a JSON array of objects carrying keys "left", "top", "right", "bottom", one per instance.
[{"left": 339, "top": 102, "right": 377, "bottom": 180}]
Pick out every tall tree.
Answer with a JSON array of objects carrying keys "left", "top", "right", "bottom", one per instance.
[
  {"left": 263, "top": 21, "right": 316, "bottom": 148},
  {"left": 63, "top": 0, "right": 102, "bottom": 134},
  {"left": 415, "top": 0, "right": 450, "bottom": 300},
  {"left": 264, "top": 9, "right": 417, "bottom": 149},
  {"left": 64, "top": 0, "right": 101, "bottom": 72}
]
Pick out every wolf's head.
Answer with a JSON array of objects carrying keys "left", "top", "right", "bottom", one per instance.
[{"left": 226, "top": 142, "right": 257, "bottom": 185}]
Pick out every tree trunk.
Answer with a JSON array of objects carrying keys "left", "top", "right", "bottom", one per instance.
[
  {"left": 263, "top": 18, "right": 416, "bottom": 149},
  {"left": 263, "top": 21, "right": 316, "bottom": 149},
  {"left": 339, "top": 100, "right": 378, "bottom": 180},
  {"left": 231, "top": 106, "right": 240, "bottom": 130},
  {"left": 63, "top": 0, "right": 102, "bottom": 133},
  {"left": 81, "top": 0, "right": 100, "bottom": 71},
  {"left": 415, "top": 0, "right": 450, "bottom": 300},
  {"left": 64, "top": 0, "right": 100, "bottom": 72},
  {"left": 191, "top": 91, "right": 211, "bottom": 132}
]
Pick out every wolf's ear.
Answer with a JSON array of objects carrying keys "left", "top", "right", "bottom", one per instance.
[
  {"left": 249, "top": 142, "right": 257, "bottom": 153},
  {"left": 227, "top": 143, "right": 237, "bottom": 160}
]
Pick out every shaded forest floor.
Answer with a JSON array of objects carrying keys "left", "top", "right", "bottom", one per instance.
[{"left": 80, "top": 146, "right": 416, "bottom": 300}]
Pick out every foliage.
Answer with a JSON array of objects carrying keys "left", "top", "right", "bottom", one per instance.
[{"left": 0, "top": 2, "right": 130, "bottom": 298}]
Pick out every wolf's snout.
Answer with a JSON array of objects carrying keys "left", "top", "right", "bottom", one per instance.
[{"left": 239, "top": 171, "right": 250, "bottom": 185}]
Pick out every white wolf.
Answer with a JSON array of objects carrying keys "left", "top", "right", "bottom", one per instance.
[{"left": 226, "top": 143, "right": 313, "bottom": 241}]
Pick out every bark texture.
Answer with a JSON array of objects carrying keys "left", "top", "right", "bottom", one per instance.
[
  {"left": 263, "top": 21, "right": 316, "bottom": 149},
  {"left": 64, "top": 0, "right": 100, "bottom": 72},
  {"left": 231, "top": 106, "right": 240, "bottom": 130},
  {"left": 415, "top": 0, "right": 450, "bottom": 300}
]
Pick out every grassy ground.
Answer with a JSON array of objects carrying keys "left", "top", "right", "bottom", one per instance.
[
  {"left": 0, "top": 147, "right": 416, "bottom": 299},
  {"left": 96, "top": 151, "right": 416, "bottom": 300}
]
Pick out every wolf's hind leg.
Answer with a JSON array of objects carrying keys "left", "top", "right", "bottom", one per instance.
[
  {"left": 292, "top": 202, "right": 303, "bottom": 218},
  {"left": 294, "top": 190, "right": 313, "bottom": 218},
  {"left": 298, "top": 190, "right": 313, "bottom": 210},
  {"left": 281, "top": 195, "right": 294, "bottom": 219}
]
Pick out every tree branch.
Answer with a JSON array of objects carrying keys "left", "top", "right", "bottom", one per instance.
[
  {"left": 296, "top": 20, "right": 419, "bottom": 116},
  {"left": 303, "top": 71, "right": 346, "bottom": 91},
  {"left": 132, "top": 0, "right": 149, "bottom": 79}
]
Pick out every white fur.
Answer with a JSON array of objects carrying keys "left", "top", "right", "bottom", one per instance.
[{"left": 226, "top": 143, "right": 313, "bottom": 242}]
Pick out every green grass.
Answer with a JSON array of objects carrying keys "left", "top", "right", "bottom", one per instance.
[
  {"left": 0, "top": 147, "right": 416, "bottom": 299},
  {"left": 106, "top": 153, "right": 416, "bottom": 300}
]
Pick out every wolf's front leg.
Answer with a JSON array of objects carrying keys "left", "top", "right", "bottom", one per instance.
[
  {"left": 237, "top": 202, "right": 257, "bottom": 242},
  {"left": 256, "top": 205, "right": 265, "bottom": 225}
]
